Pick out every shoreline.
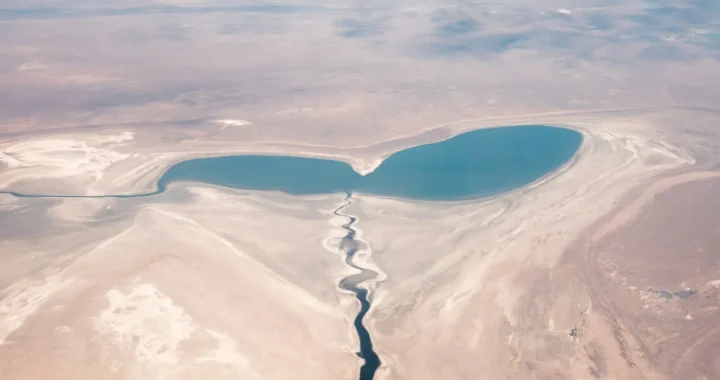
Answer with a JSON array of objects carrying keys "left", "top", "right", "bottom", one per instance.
[
  {"left": 0, "top": 124, "right": 583, "bottom": 201},
  {"left": 0, "top": 106, "right": 713, "bottom": 379}
]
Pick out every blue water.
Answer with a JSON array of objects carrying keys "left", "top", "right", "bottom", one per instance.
[
  {"left": 158, "top": 125, "right": 582, "bottom": 200},
  {"left": 0, "top": 124, "right": 582, "bottom": 380}
]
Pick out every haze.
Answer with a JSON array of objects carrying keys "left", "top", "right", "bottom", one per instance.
[{"left": 1, "top": 1, "right": 720, "bottom": 380}]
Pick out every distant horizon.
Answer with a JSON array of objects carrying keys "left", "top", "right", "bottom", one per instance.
[{"left": 0, "top": 1, "right": 718, "bottom": 380}]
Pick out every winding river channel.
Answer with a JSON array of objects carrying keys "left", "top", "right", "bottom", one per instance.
[
  {"left": 0, "top": 125, "right": 583, "bottom": 380},
  {"left": 334, "top": 195, "right": 381, "bottom": 380}
]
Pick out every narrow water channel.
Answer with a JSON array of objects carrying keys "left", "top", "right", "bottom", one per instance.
[{"left": 334, "top": 194, "right": 381, "bottom": 380}]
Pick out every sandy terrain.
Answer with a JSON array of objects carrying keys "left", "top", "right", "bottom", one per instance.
[
  {"left": 572, "top": 175, "right": 720, "bottom": 380},
  {"left": 1, "top": 1, "right": 720, "bottom": 379},
  {"left": 0, "top": 188, "right": 362, "bottom": 380},
  {"left": 348, "top": 112, "right": 706, "bottom": 380},
  {"left": 1, "top": 105, "right": 719, "bottom": 379}
]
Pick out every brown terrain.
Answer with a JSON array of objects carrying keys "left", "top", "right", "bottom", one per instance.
[
  {"left": 571, "top": 175, "right": 720, "bottom": 380},
  {"left": 1, "top": 1, "right": 720, "bottom": 379}
]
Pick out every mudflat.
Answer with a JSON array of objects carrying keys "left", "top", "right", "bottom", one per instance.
[{"left": 1, "top": 1, "right": 720, "bottom": 379}]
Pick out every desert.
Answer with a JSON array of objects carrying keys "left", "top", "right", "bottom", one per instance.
[{"left": 2, "top": 1, "right": 720, "bottom": 379}]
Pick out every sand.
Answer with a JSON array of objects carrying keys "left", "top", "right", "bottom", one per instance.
[
  {"left": 2, "top": 1, "right": 720, "bottom": 377},
  {"left": 0, "top": 188, "right": 360, "bottom": 380},
  {"left": 2, "top": 105, "right": 720, "bottom": 379},
  {"left": 575, "top": 175, "right": 720, "bottom": 380}
]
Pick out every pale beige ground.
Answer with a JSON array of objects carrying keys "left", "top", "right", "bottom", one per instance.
[
  {"left": 1, "top": 106, "right": 720, "bottom": 379},
  {"left": 2, "top": 1, "right": 720, "bottom": 379},
  {"left": 349, "top": 111, "right": 708, "bottom": 380},
  {"left": 0, "top": 188, "right": 362, "bottom": 379},
  {"left": 570, "top": 175, "right": 720, "bottom": 380}
]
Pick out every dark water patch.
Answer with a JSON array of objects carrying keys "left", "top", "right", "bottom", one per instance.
[
  {"left": 674, "top": 290, "right": 695, "bottom": 299},
  {"left": 650, "top": 288, "right": 695, "bottom": 300},
  {"left": 334, "top": 196, "right": 381, "bottom": 380},
  {"left": 0, "top": 188, "right": 163, "bottom": 200}
]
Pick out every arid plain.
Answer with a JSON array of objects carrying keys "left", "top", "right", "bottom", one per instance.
[{"left": 2, "top": 1, "right": 720, "bottom": 380}]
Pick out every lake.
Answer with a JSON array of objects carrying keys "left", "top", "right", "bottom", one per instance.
[
  {"left": 0, "top": 124, "right": 584, "bottom": 380},
  {"left": 157, "top": 125, "right": 583, "bottom": 200}
]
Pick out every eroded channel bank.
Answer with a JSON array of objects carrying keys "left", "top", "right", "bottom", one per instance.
[
  {"left": 1, "top": 125, "right": 583, "bottom": 200},
  {"left": 334, "top": 194, "right": 381, "bottom": 380},
  {"left": 0, "top": 125, "right": 584, "bottom": 380}
]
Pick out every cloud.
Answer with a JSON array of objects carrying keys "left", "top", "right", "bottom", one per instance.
[
  {"left": 0, "top": 4, "right": 327, "bottom": 21},
  {"left": 335, "top": 17, "right": 386, "bottom": 39},
  {"left": 436, "top": 18, "right": 480, "bottom": 36},
  {"left": 584, "top": 13, "right": 615, "bottom": 31},
  {"left": 16, "top": 61, "right": 47, "bottom": 71}
]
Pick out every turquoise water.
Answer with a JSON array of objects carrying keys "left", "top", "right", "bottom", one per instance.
[
  {"left": 157, "top": 125, "right": 582, "bottom": 200},
  {"left": 0, "top": 124, "right": 582, "bottom": 380}
]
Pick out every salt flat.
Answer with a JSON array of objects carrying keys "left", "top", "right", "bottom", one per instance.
[
  {"left": 1, "top": 106, "right": 719, "bottom": 379},
  {"left": 0, "top": 186, "right": 373, "bottom": 379},
  {"left": 1, "top": 0, "right": 720, "bottom": 379}
]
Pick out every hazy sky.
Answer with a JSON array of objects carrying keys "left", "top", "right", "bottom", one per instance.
[{"left": 1, "top": 0, "right": 718, "bottom": 135}]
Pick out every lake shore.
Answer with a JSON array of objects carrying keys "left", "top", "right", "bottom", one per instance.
[{"left": 1, "top": 106, "right": 719, "bottom": 379}]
